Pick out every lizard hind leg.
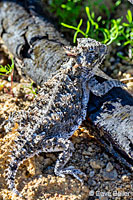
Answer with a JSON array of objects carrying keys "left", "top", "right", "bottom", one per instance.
[{"left": 50, "top": 138, "right": 86, "bottom": 183}]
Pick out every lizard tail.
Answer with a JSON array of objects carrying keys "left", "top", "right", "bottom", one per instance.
[
  {"left": 5, "top": 133, "right": 44, "bottom": 199},
  {"left": 5, "top": 156, "right": 23, "bottom": 198}
]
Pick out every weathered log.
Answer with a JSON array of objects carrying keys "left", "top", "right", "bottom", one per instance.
[
  {"left": 0, "top": 0, "right": 132, "bottom": 171},
  {"left": 86, "top": 80, "right": 133, "bottom": 171},
  {"left": 0, "top": 0, "right": 69, "bottom": 85}
]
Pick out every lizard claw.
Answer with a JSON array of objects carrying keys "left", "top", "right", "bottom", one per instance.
[{"left": 56, "top": 166, "right": 87, "bottom": 184}]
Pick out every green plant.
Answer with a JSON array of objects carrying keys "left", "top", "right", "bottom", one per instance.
[
  {"left": 61, "top": 6, "right": 108, "bottom": 43},
  {"left": 0, "top": 57, "right": 14, "bottom": 76},
  {"left": 48, "top": 0, "right": 82, "bottom": 25},
  {"left": 117, "top": 9, "right": 133, "bottom": 60},
  {"left": 0, "top": 57, "right": 14, "bottom": 95},
  {"left": 86, "top": 0, "right": 122, "bottom": 19},
  {"left": 24, "top": 81, "right": 38, "bottom": 98},
  {"left": 61, "top": 7, "right": 133, "bottom": 60},
  {"left": 122, "top": 9, "right": 133, "bottom": 46},
  {"left": 29, "top": 82, "right": 37, "bottom": 96},
  {"left": 48, "top": 0, "right": 122, "bottom": 26}
]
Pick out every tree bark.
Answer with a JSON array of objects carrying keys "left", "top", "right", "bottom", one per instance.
[
  {"left": 86, "top": 83, "right": 133, "bottom": 170},
  {"left": 0, "top": 0, "right": 132, "bottom": 170},
  {"left": 0, "top": 0, "right": 69, "bottom": 85}
]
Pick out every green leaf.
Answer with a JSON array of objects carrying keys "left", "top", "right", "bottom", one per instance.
[
  {"left": 85, "top": 20, "right": 90, "bottom": 35},
  {"left": 0, "top": 57, "right": 14, "bottom": 77},
  {"left": 97, "top": 16, "right": 102, "bottom": 22},
  {"left": 115, "top": 0, "right": 121, "bottom": 6},
  {"left": 61, "top": 22, "right": 78, "bottom": 30},
  {"left": 116, "top": 18, "right": 122, "bottom": 24},
  {"left": 77, "top": 18, "right": 83, "bottom": 29},
  {"left": 73, "top": 31, "right": 79, "bottom": 43},
  {"left": 126, "top": 10, "right": 132, "bottom": 24},
  {"left": 117, "top": 52, "right": 128, "bottom": 61},
  {"left": 85, "top": 7, "right": 91, "bottom": 21},
  {"left": 0, "top": 65, "right": 8, "bottom": 73},
  {"left": 62, "top": 19, "right": 87, "bottom": 43},
  {"left": 86, "top": 7, "right": 99, "bottom": 29},
  {"left": 122, "top": 22, "right": 130, "bottom": 27},
  {"left": 98, "top": 28, "right": 110, "bottom": 44},
  {"left": 91, "top": 11, "right": 95, "bottom": 19},
  {"left": 123, "top": 40, "right": 132, "bottom": 46}
]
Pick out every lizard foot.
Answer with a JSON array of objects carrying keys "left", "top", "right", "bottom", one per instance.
[{"left": 55, "top": 166, "right": 86, "bottom": 183}]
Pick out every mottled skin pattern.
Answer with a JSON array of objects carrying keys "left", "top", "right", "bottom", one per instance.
[{"left": 4, "top": 38, "right": 125, "bottom": 198}]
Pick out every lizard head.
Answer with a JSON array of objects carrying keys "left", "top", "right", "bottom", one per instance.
[{"left": 76, "top": 38, "right": 107, "bottom": 69}]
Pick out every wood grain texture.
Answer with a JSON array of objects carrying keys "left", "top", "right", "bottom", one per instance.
[
  {"left": 0, "top": 0, "right": 69, "bottom": 85},
  {"left": 87, "top": 82, "right": 133, "bottom": 171}
]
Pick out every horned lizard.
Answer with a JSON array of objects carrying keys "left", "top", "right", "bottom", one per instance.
[{"left": 4, "top": 38, "right": 125, "bottom": 198}]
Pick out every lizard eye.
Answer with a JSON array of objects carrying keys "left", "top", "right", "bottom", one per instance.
[{"left": 86, "top": 51, "right": 99, "bottom": 64}]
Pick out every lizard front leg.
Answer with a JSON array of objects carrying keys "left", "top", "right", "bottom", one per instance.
[
  {"left": 42, "top": 137, "right": 86, "bottom": 183},
  {"left": 88, "top": 75, "right": 126, "bottom": 96}
]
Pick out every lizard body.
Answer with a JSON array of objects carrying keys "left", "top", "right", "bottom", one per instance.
[{"left": 4, "top": 38, "right": 125, "bottom": 198}]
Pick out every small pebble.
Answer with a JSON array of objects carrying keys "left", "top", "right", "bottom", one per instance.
[
  {"left": 90, "top": 160, "right": 102, "bottom": 169},
  {"left": 103, "top": 169, "right": 118, "bottom": 180},
  {"left": 82, "top": 146, "right": 95, "bottom": 156},
  {"left": 82, "top": 150, "right": 92, "bottom": 156},
  {"left": 121, "top": 175, "right": 130, "bottom": 182},
  {"left": 89, "top": 170, "right": 95, "bottom": 177},
  {"left": 103, "top": 153, "right": 109, "bottom": 160},
  {"left": 43, "top": 158, "right": 53, "bottom": 168},
  {"left": 113, "top": 69, "right": 119, "bottom": 75},
  {"left": 110, "top": 65, "right": 116, "bottom": 70},
  {"left": 106, "top": 162, "right": 114, "bottom": 172},
  {"left": 99, "top": 197, "right": 108, "bottom": 200},
  {"left": 91, "top": 180, "right": 97, "bottom": 186},
  {"left": 104, "top": 61, "right": 111, "bottom": 67},
  {"left": 110, "top": 57, "right": 115, "bottom": 63}
]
